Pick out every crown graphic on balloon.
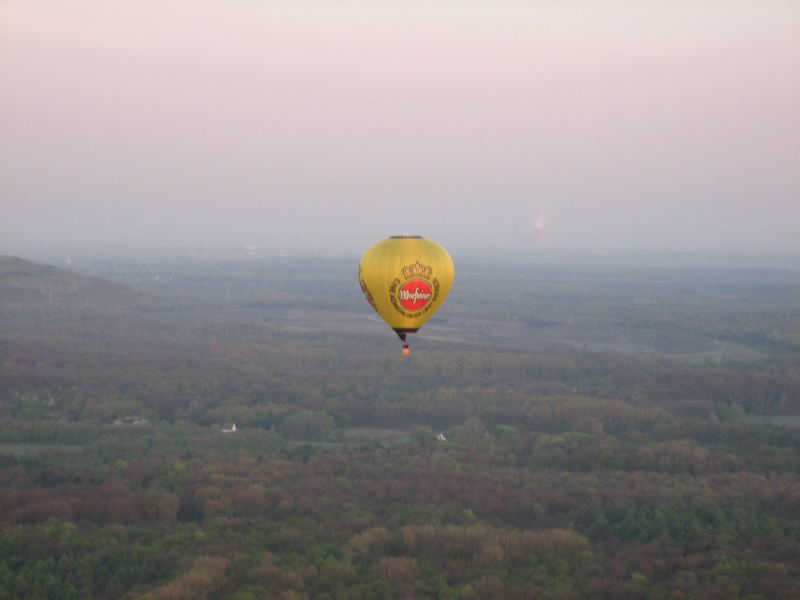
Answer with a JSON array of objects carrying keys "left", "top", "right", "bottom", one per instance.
[{"left": 401, "top": 261, "right": 433, "bottom": 280}]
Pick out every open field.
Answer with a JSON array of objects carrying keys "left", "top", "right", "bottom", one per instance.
[{"left": 151, "top": 305, "right": 763, "bottom": 360}]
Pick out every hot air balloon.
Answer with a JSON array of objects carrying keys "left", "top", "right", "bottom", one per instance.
[{"left": 359, "top": 236, "right": 454, "bottom": 354}]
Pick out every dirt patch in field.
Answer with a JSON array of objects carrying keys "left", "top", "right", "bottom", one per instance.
[
  {"left": 158, "top": 306, "right": 743, "bottom": 357},
  {"left": 343, "top": 428, "right": 411, "bottom": 442}
]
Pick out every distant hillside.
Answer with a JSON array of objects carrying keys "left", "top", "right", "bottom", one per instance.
[{"left": 0, "top": 256, "right": 140, "bottom": 305}]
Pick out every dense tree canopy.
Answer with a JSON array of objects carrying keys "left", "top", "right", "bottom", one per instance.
[{"left": 0, "top": 255, "right": 798, "bottom": 598}]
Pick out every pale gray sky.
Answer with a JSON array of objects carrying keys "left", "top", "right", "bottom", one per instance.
[{"left": 1, "top": 1, "right": 798, "bottom": 254}]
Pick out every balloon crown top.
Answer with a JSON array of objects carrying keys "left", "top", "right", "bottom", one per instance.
[
  {"left": 401, "top": 261, "right": 433, "bottom": 280},
  {"left": 390, "top": 235, "right": 423, "bottom": 239}
]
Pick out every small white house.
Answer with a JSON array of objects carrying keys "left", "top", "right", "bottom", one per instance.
[{"left": 221, "top": 423, "right": 237, "bottom": 433}]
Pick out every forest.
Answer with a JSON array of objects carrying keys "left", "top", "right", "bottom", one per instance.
[{"left": 0, "top": 252, "right": 798, "bottom": 599}]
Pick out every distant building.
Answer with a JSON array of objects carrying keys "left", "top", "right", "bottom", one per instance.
[{"left": 221, "top": 423, "right": 237, "bottom": 433}]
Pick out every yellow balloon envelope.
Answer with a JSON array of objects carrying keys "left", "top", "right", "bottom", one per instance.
[{"left": 359, "top": 236, "right": 454, "bottom": 353}]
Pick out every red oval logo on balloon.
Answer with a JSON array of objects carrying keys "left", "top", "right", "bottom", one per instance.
[{"left": 398, "top": 279, "right": 432, "bottom": 311}]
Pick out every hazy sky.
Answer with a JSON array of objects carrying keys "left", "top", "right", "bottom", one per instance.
[{"left": 1, "top": 1, "right": 798, "bottom": 254}]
